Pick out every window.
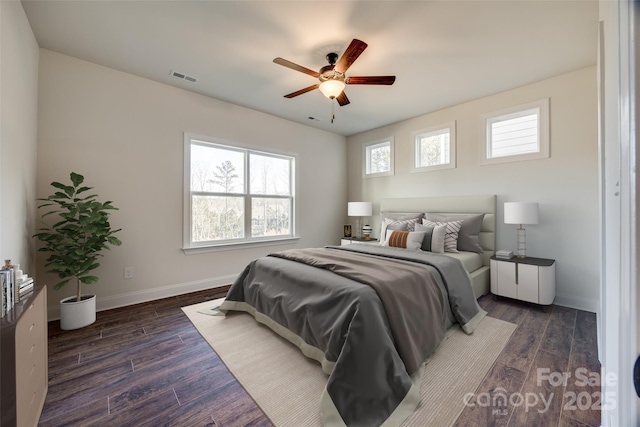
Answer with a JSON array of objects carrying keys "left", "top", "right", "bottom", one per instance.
[
  {"left": 411, "top": 122, "right": 456, "bottom": 172},
  {"left": 363, "top": 137, "right": 394, "bottom": 178},
  {"left": 184, "top": 134, "right": 295, "bottom": 250},
  {"left": 480, "top": 98, "right": 549, "bottom": 165}
]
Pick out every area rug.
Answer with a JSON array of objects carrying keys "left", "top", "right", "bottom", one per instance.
[{"left": 182, "top": 299, "right": 516, "bottom": 427}]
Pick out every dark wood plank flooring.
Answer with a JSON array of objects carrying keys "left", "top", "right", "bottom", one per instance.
[{"left": 39, "top": 288, "right": 600, "bottom": 427}]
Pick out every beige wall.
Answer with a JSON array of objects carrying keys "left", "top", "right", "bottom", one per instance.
[
  {"left": 346, "top": 66, "right": 598, "bottom": 311},
  {"left": 1, "top": 0, "right": 39, "bottom": 276},
  {"left": 37, "top": 49, "right": 347, "bottom": 317}
]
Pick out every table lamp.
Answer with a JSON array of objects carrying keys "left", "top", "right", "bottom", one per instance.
[
  {"left": 504, "top": 202, "right": 539, "bottom": 258},
  {"left": 348, "top": 202, "right": 372, "bottom": 239}
]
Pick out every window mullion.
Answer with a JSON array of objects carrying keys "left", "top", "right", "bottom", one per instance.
[{"left": 244, "top": 151, "right": 251, "bottom": 239}]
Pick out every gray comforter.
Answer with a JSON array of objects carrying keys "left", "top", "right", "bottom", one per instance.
[{"left": 219, "top": 244, "right": 485, "bottom": 427}]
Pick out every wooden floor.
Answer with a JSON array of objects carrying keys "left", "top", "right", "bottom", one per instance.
[{"left": 39, "top": 288, "right": 600, "bottom": 427}]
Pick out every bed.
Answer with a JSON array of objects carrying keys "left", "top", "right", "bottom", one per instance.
[
  {"left": 219, "top": 195, "right": 496, "bottom": 427},
  {"left": 378, "top": 195, "right": 496, "bottom": 299}
]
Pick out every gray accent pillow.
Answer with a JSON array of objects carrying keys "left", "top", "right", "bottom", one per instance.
[
  {"left": 414, "top": 223, "right": 446, "bottom": 253},
  {"left": 424, "top": 213, "right": 485, "bottom": 253}
]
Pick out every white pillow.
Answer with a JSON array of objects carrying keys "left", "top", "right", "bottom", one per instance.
[
  {"left": 382, "top": 230, "right": 426, "bottom": 250},
  {"left": 414, "top": 223, "right": 446, "bottom": 253}
]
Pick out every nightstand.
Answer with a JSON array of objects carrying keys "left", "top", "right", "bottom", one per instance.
[
  {"left": 341, "top": 237, "right": 379, "bottom": 246},
  {"left": 490, "top": 255, "right": 556, "bottom": 305}
]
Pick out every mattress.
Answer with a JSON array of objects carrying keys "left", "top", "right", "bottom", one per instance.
[{"left": 444, "top": 250, "right": 484, "bottom": 274}]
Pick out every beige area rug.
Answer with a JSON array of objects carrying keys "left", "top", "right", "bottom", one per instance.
[{"left": 182, "top": 299, "right": 516, "bottom": 427}]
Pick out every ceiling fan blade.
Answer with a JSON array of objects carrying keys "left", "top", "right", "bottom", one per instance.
[
  {"left": 284, "top": 84, "right": 320, "bottom": 98},
  {"left": 273, "top": 57, "right": 320, "bottom": 78},
  {"left": 336, "top": 91, "right": 350, "bottom": 106},
  {"left": 346, "top": 76, "right": 396, "bottom": 85},
  {"left": 334, "top": 39, "right": 368, "bottom": 74}
]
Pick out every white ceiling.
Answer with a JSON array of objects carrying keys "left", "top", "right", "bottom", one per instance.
[{"left": 22, "top": 1, "right": 598, "bottom": 136}]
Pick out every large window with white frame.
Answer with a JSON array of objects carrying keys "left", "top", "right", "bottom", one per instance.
[
  {"left": 363, "top": 137, "right": 394, "bottom": 178},
  {"left": 411, "top": 122, "right": 456, "bottom": 172},
  {"left": 184, "top": 134, "right": 295, "bottom": 250},
  {"left": 480, "top": 98, "right": 549, "bottom": 165}
]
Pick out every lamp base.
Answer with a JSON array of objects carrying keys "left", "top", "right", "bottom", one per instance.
[
  {"left": 355, "top": 218, "right": 363, "bottom": 239},
  {"left": 516, "top": 226, "right": 527, "bottom": 259}
]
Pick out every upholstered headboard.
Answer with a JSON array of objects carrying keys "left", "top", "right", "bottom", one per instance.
[
  {"left": 378, "top": 195, "right": 496, "bottom": 297},
  {"left": 379, "top": 194, "right": 496, "bottom": 265}
]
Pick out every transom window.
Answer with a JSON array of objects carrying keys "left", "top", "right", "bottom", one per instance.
[
  {"left": 363, "top": 137, "right": 394, "bottom": 178},
  {"left": 411, "top": 122, "right": 456, "bottom": 172},
  {"left": 184, "top": 134, "right": 295, "bottom": 250},
  {"left": 480, "top": 98, "right": 549, "bottom": 165}
]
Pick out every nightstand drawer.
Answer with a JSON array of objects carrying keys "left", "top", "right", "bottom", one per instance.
[
  {"left": 16, "top": 353, "right": 46, "bottom": 425},
  {"left": 15, "top": 294, "right": 45, "bottom": 362}
]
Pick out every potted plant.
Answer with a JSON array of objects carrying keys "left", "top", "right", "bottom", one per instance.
[{"left": 34, "top": 172, "right": 122, "bottom": 330}]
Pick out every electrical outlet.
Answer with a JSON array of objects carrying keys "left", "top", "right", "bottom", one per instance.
[{"left": 124, "top": 267, "right": 134, "bottom": 279}]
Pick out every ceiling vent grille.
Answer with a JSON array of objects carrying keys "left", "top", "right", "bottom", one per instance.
[{"left": 170, "top": 70, "right": 197, "bottom": 83}]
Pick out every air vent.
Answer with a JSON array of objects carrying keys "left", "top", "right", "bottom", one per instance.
[{"left": 170, "top": 70, "right": 197, "bottom": 83}]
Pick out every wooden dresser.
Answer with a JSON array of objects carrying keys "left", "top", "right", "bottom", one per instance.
[{"left": 0, "top": 285, "right": 48, "bottom": 427}]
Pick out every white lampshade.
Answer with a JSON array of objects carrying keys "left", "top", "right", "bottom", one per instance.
[
  {"left": 348, "top": 202, "right": 372, "bottom": 217},
  {"left": 319, "top": 80, "right": 346, "bottom": 99},
  {"left": 504, "top": 202, "right": 539, "bottom": 225}
]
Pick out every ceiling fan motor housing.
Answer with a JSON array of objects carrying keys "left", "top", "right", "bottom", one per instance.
[{"left": 319, "top": 53, "right": 344, "bottom": 82}]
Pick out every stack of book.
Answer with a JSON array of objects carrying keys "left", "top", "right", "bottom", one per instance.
[
  {"left": 1, "top": 265, "right": 15, "bottom": 318},
  {"left": 1, "top": 261, "right": 35, "bottom": 317},
  {"left": 17, "top": 275, "right": 34, "bottom": 298}
]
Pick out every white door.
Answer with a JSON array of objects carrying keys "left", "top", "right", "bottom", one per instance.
[{"left": 599, "top": 1, "right": 639, "bottom": 425}]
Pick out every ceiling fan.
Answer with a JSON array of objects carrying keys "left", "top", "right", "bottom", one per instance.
[{"left": 273, "top": 39, "right": 396, "bottom": 107}]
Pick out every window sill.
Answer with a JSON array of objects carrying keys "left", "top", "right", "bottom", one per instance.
[{"left": 183, "top": 236, "right": 300, "bottom": 255}]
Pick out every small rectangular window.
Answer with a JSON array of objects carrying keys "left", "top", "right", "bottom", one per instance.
[
  {"left": 411, "top": 122, "right": 456, "bottom": 172},
  {"left": 480, "top": 98, "right": 549, "bottom": 165},
  {"left": 184, "top": 134, "right": 296, "bottom": 250},
  {"left": 363, "top": 137, "right": 394, "bottom": 178}
]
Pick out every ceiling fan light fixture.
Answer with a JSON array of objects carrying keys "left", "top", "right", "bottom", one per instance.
[{"left": 319, "top": 79, "right": 346, "bottom": 99}]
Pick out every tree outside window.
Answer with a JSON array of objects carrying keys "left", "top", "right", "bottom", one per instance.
[{"left": 186, "top": 136, "right": 295, "bottom": 248}]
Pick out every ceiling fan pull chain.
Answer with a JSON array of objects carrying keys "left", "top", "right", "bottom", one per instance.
[{"left": 331, "top": 100, "right": 336, "bottom": 123}]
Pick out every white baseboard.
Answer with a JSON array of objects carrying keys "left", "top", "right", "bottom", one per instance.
[
  {"left": 47, "top": 274, "right": 237, "bottom": 321},
  {"left": 554, "top": 293, "right": 599, "bottom": 313}
]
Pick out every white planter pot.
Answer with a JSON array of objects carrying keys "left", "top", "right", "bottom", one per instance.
[{"left": 60, "top": 294, "right": 97, "bottom": 330}]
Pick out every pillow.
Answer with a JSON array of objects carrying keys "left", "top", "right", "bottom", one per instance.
[
  {"left": 379, "top": 212, "right": 424, "bottom": 241},
  {"left": 422, "top": 219, "right": 463, "bottom": 253},
  {"left": 424, "top": 213, "right": 485, "bottom": 253},
  {"left": 414, "top": 223, "right": 446, "bottom": 253},
  {"left": 382, "top": 230, "right": 426, "bottom": 250},
  {"left": 380, "top": 216, "right": 421, "bottom": 244}
]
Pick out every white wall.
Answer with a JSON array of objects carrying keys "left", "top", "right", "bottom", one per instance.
[
  {"left": 37, "top": 49, "right": 346, "bottom": 317},
  {"left": 0, "top": 0, "right": 39, "bottom": 276},
  {"left": 347, "top": 66, "right": 598, "bottom": 312}
]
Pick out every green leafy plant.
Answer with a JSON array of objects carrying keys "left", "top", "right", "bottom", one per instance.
[{"left": 34, "top": 172, "right": 122, "bottom": 302}]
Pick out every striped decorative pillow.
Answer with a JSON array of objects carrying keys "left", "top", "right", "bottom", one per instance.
[
  {"left": 382, "top": 217, "right": 420, "bottom": 238},
  {"left": 422, "top": 219, "right": 463, "bottom": 253},
  {"left": 379, "top": 212, "right": 423, "bottom": 241},
  {"left": 383, "top": 230, "right": 426, "bottom": 250}
]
